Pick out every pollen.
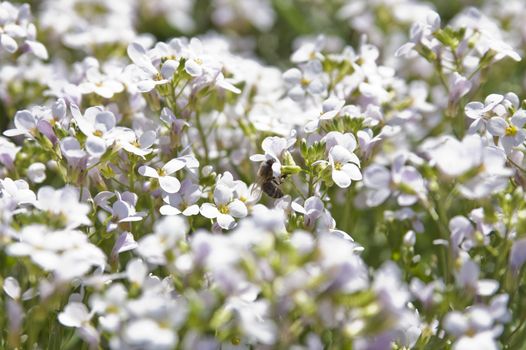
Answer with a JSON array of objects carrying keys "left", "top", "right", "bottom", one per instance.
[
  {"left": 300, "top": 78, "right": 311, "bottom": 87},
  {"left": 505, "top": 125, "right": 518, "bottom": 136},
  {"left": 93, "top": 130, "right": 103, "bottom": 137},
  {"left": 334, "top": 162, "right": 343, "bottom": 170},
  {"left": 218, "top": 204, "right": 229, "bottom": 214}
]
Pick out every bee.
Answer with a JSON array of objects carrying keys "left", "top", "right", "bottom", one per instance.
[{"left": 254, "top": 158, "right": 286, "bottom": 198}]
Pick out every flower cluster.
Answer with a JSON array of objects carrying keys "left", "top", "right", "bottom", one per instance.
[{"left": 2, "top": 1, "right": 526, "bottom": 349}]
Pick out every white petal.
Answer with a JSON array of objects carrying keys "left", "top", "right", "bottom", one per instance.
[
  {"left": 185, "top": 60, "right": 202, "bottom": 76},
  {"left": 127, "top": 42, "right": 157, "bottom": 75},
  {"left": 217, "top": 213, "right": 235, "bottom": 229},
  {"left": 342, "top": 163, "right": 362, "bottom": 181},
  {"left": 365, "top": 188, "right": 391, "bottom": 207},
  {"left": 214, "top": 185, "right": 232, "bottom": 205},
  {"left": 3, "top": 277, "right": 21, "bottom": 300},
  {"left": 138, "top": 165, "right": 159, "bottom": 178},
  {"left": 1, "top": 34, "right": 18, "bottom": 53},
  {"left": 126, "top": 259, "right": 147, "bottom": 286},
  {"left": 163, "top": 158, "right": 185, "bottom": 175},
  {"left": 159, "top": 176, "right": 181, "bottom": 194},
  {"left": 487, "top": 117, "right": 507, "bottom": 136},
  {"left": 200, "top": 203, "right": 219, "bottom": 219},
  {"left": 228, "top": 199, "right": 248, "bottom": 218},
  {"left": 332, "top": 169, "right": 351, "bottom": 188},
  {"left": 85, "top": 136, "right": 107, "bottom": 157},
  {"left": 363, "top": 165, "right": 390, "bottom": 189},
  {"left": 160, "top": 205, "right": 182, "bottom": 216},
  {"left": 26, "top": 40, "right": 48, "bottom": 59},
  {"left": 182, "top": 205, "right": 200, "bottom": 216},
  {"left": 58, "top": 302, "right": 90, "bottom": 328}
]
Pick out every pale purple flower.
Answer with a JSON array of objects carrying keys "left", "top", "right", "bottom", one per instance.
[
  {"left": 465, "top": 94, "right": 504, "bottom": 133},
  {"left": 0, "top": 137, "right": 20, "bottom": 170},
  {"left": 160, "top": 178, "right": 201, "bottom": 216},
  {"left": 94, "top": 191, "right": 146, "bottom": 231},
  {"left": 363, "top": 155, "right": 426, "bottom": 207},
  {"left": 60, "top": 137, "right": 88, "bottom": 169},
  {"left": 291, "top": 196, "right": 324, "bottom": 228},
  {"left": 455, "top": 259, "right": 499, "bottom": 296},
  {"left": 509, "top": 238, "right": 526, "bottom": 274},
  {"left": 111, "top": 231, "right": 138, "bottom": 261},
  {"left": 449, "top": 73, "right": 472, "bottom": 103}
]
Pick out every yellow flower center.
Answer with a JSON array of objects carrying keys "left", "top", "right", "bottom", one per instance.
[
  {"left": 300, "top": 78, "right": 311, "bottom": 87},
  {"left": 218, "top": 204, "right": 229, "bottom": 214},
  {"left": 334, "top": 162, "right": 343, "bottom": 170},
  {"left": 93, "top": 130, "right": 103, "bottom": 137},
  {"left": 195, "top": 58, "right": 203, "bottom": 65},
  {"left": 505, "top": 125, "right": 518, "bottom": 136},
  {"left": 131, "top": 140, "right": 141, "bottom": 147},
  {"left": 158, "top": 169, "right": 166, "bottom": 176}
]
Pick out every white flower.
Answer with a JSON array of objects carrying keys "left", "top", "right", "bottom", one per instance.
[
  {"left": 487, "top": 110, "right": 526, "bottom": 154},
  {"left": 126, "top": 42, "right": 172, "bottom": 93},
  {"left": 138, "top": 158, "right": 186, "bottom": 194},
  {"left": 71, "top": 105, "right": 117, "bottom": 157},
  {"left": 250, "top": 135, "right": 296, "bottom": 176},
  {"left": 94, "top": 191, "right": 146, "bottom": 231},
  {"left": 328, "top": 145, "right": 362, "bottom": 188},
  {"left": 0, "top": 137, "right": 21, "bottom": 170},
  {"left": 291, "top": 196, "right": 324, "bottom": 228},
  {"left": 124, "top": 318, "right": 177, "bottom": 349},
  {"left": 283, "top": 60, "right": 327, "bottom": 101},
  {"left": 200, "top": 185, "right": 248, "bottom": 230},
  {"left": 160, "top": 178, "right": 201, "bottom": 216},
  {"left": 509, "top": 238, "right": 526, "bottom": 274},
  {"left": 0, "top": 177, "right": 36, "bottom": 208},
  {"left": 60, "top": 137, "right": 88, "bottom": 169},
  {"left": 363, "top": 155, "right": 426, "bottom": 207},
  {"left": 465, "top": 94, "right": 504, "bottom": 133},
  {"left": 137, "top": 216, "right": 188, "bottom": 264},
  {"left": 291, "top": 35, "right": 326, "bottom": 63},
  {"left": 111, "top": 231, "right": 138, "bottom": 261},
  {"left": 78, "top": 61, "right": 125, "bottom": 99},
  {"left": 36, "top": 186, "right": 91, "bottom": 229},
  {"left": 27, "top": 162, "right": 46, "bottom": 183},
  {"left": 427, "top": 134, "right": 512, "bottom": 198},
  {"left": 59, "top": 302, "right": 99, "bottom": 347},
  {"left": 118, "top": 130, "right": 156, "bottom": 158},
  {"left": 7, "top": 225, "right": 106, "bottom": 281},
  {"left": 3, "top": 276, "right": 21, "bottom": 300}
]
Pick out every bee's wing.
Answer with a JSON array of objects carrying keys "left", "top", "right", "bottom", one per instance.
[{"left": 249, "top": 183, "right": 263, "bottom": 202}]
